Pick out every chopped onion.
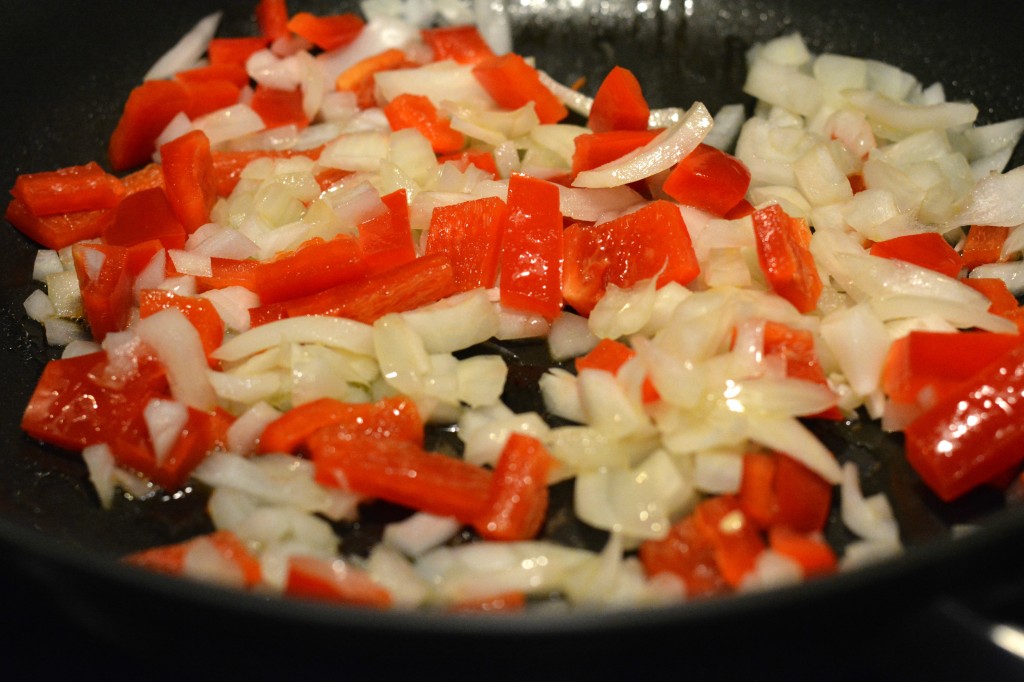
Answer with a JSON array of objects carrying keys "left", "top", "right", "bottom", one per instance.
[
  {"left": 144, "top": 11, "right": 222, "bottom": 80},
  {"left": 134, "top": 308, "right": 217, "bottom": 410},
  {"left": 213, "top": 316, "right": 375, "bottom": 362},
  {"left": 383, "top": 512, "right": 462, "bottom": 557},
  {"left": 143, "top": 398, "right": 189, "bottom": 466},
  {"left": 82, "top": 443, "right": 117, "bottom": 510},
  {"left": 547, "top": 311, "right": 599, "bottom": 361},
  {"left": 840, "top": 462, "right": 900, "bottom": 543}
]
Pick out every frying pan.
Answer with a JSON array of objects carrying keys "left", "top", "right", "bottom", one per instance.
[{"left": 2, "top": 0, "right": 1024, "bottom": 677}]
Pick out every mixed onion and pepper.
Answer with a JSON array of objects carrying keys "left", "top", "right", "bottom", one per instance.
[{"left": 8, "top": 0, "right": 1024, "bottom": 611}]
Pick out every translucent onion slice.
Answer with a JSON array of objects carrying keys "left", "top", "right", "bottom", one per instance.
[
  {"left": 947, "top": 165, "right": 1024, "bottom": 228},
  {"left": 840, "top": 462, "right": 900, "bottom": 543},
  {"left": 134, "top": 308, "right": 217, "bottom": 411},
  {"left": 383, "top": 512, "right": 463, "bottom": 557},
  {"left": 144, "top": 11, "right": 222, "bottom": 80},
  {"left": 213, "top": 316, "right": 375, "bottom": 362},
  {"left": 571, "top": 102, "right": 713, "bottom": 189}
]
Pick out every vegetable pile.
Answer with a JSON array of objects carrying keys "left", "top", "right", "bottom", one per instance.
[{"left": 8, "top": 0, "right": 1024, "bottom": 611}]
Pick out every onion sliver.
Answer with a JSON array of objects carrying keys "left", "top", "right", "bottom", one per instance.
[
  {"left": 144, "top": 11, "right": 222, "bottom": 80},
  {"left": 213, "top": 316, "right": 375, "bottom": 362},
  {"left": 135, "top": 308, "right": 217, "bottom": 411},
  {"left": 571, "top": 102, "right": 713, "bottom": 188}
]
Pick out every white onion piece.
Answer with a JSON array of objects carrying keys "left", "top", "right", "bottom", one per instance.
[
  {"left": 246, "top": 49, "right": 302, "bottom": 91},
  {"left": 843, "top": 89, "right": 978, "bottom": 133},
  {"left": 144, "top": 11, "right": 222, "bottom": 80},
  {"left": 143, "top": 398, "right": 189, "bottom": 466},
  {"left": 744, "top": 415, "right": 843, "bottom": 483},
  {"left": 226, "top": 401, "right": 281, "bottom": 455},
  {"left": 82, "top": 443, "right": 117, "bottom": 510},
  {"left": 399, "top": 289, "right": 499, "bottom": 353},
  {"left": 460, "top": 409, "right": 550, "bottom": 468},
  {"left": 493, "top": 304, "right": 551, "bottom": 340},
  {"left": 537, "top": 70, "right": 592, "bottom": 118},
  {"left": 739, "top": 550, "right": 803, "bottom": 591},
  {"left": 45, "top": 318, "right": 87, "bottom": 347},
  {"left": 577, "top": 369, "right": 654, "bottom": 440},
  {"left": 588, "top": 278, "right": 658, "bottom": 341},
  {"left": 208, "top": 369, "right": 282, "bottom": 404},
  {"left": 947, "top": 165, "right": 1024, "bottom": 228},
  {"left": 538, "top": 368, "right": 586, "bottom": 425},
  {"left": 693, "top": 449, "right": 743, "bottom": 494},
  {"left": 704, "top": 103, "right": 747, "bottom": 151},
  {"left": 182, "top": 536, "right": 247, "bottom": 588},
  {"left": 383, "top": 512, "right": 463, "bottom": 557},
  {"left": 61, "top": 339, "right": 101, "bottom": 359},
  {"left": 558, "top": 185, "right": 645, "bottom": 223},
  {"left": 198, "top": 286, "right": 261, "bottom": 333},
  {"left": 133, "top": 249, "right": 168, "bottom": 299},
  {"left": 869, "top": 295, "right": 1018, "bottom": 334},
  {"left": 365, "top": 545, "right": 430, "bottom": 608},
  {"left": 840, "top": 462, "right": 900, "bottom": 543},
  {"left": 547, "top": 311, "right": 599, "bottom": 362},
  {"left": 23, "top": 289, "right": 55, "bottom": 323},
  {"left": 33, "top": 249, "right": 63, "bottom": 281},
  {"left": 194, "top": 104, "right": 266, "bottom": 148},
  {"left": 819, "top": 303, "right": 890, "bottom": 397},
  {"left": 375, "top": 60, "right": 497, "bottom": 109},
  {"left": 167, "top": 249, "right": 213, "bottom": 278},
  {"left": 318, "top": 130, "right": 391, "bottom": 172},
  {"left": 213, "top": 316, "right": 375, "bottom": 362},
  {"left": 572, "top": 102, "right": 713, "bottom": 188},
  {"left": 473, "top": 0, "right": 512, "bottom": 55},
  {"left": 134, "top": 308, "right": 217, "bottom": 411},
  {"left": 186, "top": 223, "right": 260, "bottom": 260},
  {"left": 969, "top": 262, "right": 1024, "bottom": 296},
  {"left": 456, "top": 355, "right": 507, "bottom": 408}
]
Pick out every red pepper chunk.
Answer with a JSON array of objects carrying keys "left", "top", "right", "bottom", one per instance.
[
  {"left": 587, "top": 66, "right": 651, "bottom": 133},
  {"left": 357, "top": 189, "right": 417, "bottom": 274},
  {"left": 762, "top": 320, "right": 841, "bottom": 420},
  {"left": 500, "top": 174, "right": 564, "bottom": 319},
  {"left": 772, "top": 453, "right": 832, "bottom": 533},
  {"left": 692, "top": 495, "right": 765, "bottom": 588},
  {"left": 638, "top": 515, "right": 727, "bottom": 598},
  {"left": 869, "top": 232, "right": 962, "bottom": 280},
  {"left": 4, "top": 198, "right": 114, "bottom": 250},
  {"left": 124, "top": 530, "right": 262, "bottom": 588},
  {"left": 286, "top": 12, "right": 364, "bottom": 51},
  {"left": 421, "top": 25, "right": 496, "bottom": 65},
  {"left": 424, "top": 196, "right": 506, "bottom": 291},
  {"left": 255, "top": 0, "right": 290, "bottom": 41},
  {"left": 11, "top": 161, "right": 125, "bottom": 217},
  {"left": 751, "top": 203, "right": 822, "bottom": 314},
  {"left": 383, "top": 93, "right": 466, "bottom": 154},
  {"left": 103, "top": 187, "right": 187, "bottom": 250},
  {"left": 72, "top": 243, "right": 134, "bottom": 342},
  {"left": 904, "top": 341, "right": 1024, "bottom": 502},
  {"left": 472, "top": 433, "right": 553, "bottom": 541},
  {"left": 961, "top": 225, "right": 1010, "bottom": 270},
  {"left": 661, "top": 143, "right": 752, "bottom": 217},
  {"left": 108, "top": 79, "right": 191, "bottom": 171},
  {"left": 767, "top": 526, "right": 837, "bottom": 578},
  {"left": 250, "top": 85, "right": 309, "bottom": 130},
  {"left": 570, "top": 129, "right": 661, "bottom": 177},
  {"left": 160, "top": 130, "right": 217, "bottom": 234},
  {"left": 472, "top": 53, "right": 569, "bottom": 124},
  {"left": 139, "top": 290, "right": 225, "bottom": 365},
  {"left": 285, "top": 556, "right": 392, "bottom": 608}
]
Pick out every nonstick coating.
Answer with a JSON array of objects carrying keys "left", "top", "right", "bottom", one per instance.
[{"left": 1, "top": 0, "right": 1023, "bottom": 677}]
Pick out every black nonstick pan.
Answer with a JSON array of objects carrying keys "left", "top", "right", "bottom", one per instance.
[{"left": 2, "top": 0, "right": 1024, "bottom": 678}]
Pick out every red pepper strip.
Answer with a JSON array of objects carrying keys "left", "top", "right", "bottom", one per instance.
[
  {"left": 472, "top": 53, "right": 569, "bottom": 124},
  {"left": 180, "top": 79, "right": 243, "bottom": 120},
  {"left": 111, "top": 406, "right": 234, "bottom": 491},
  {"left": 123, "top": 530, "right": 262, "bottom": 588},
  {"left": 904, "top": 340, "right": 1024, "bottom": 502},
  {"left": 575, "top": 338, "right": 659, "bottom": 403},
  {"left": 208, "top": 36, "right": 270, "bottom": 67},
  {"left": 962, "top": 277, "right": 1020, "bottom": 316},
  {"left": 257, "top": 395, "right": 424, "bottom": 455},
  {"left": 160, "top": 130, "right": 217, "bottom": 234},
  {"left": 767, "top": 526, "right": 837, "bottom": 578},
  {"left": 751, "top": 203, "right": 822, "bottom": 314},
  {"left": 21, "top": 350, "right": 167, "bottom": 452},
  {"left": 869, "top": 232, "right": 962, "bottom": 279},
  {"left": 570, "top": 129, "right": 661, "bottom": 177},
  {"left": 587, "top": 66, "right": 650, "bottom": 133},
  {"left": 255, "top": 0, "right": 290, "bottom": 41},
  {"left": 357, "top": 189, "right": 417, "bottom": 274},
  {"left": 424, "top": 195, "right": 506, "bottom": 291},
  {"left": 122, "top": 163, "right": 165, "bottom": 195},
  {"left": 108, "top": 79, "right": 191, "bottom": 171},
  {"left": 285, "top": 12, "right": 365, "bottom": 51},
  {"left": 881, "top": 330, "right": 1022, "bottom": 408},
  {"left": 237, "top": 234, "right": 367, "bottom": 305},
  {"left": 472, "top": 433, "right": 554, "bottom": 541},
  {"left": 249, "top": 252, "right": 456, "bottom": 326},
  {"left": 692, "top": 495, "right": 766, "bottom": 588},
  {"left": 737, "top": 452, "right": 778, "bottom": 530},
  {"left": 500, "top": 173, "right": 564, "bottom": 319},
  {"left": 125, "top": 239, "right": 166, "bottom": 277},
  {"left": 661, "top": 143, "right": 752, "bottom": 217},
  {"left": 762, "top": 320, "right": 841, "bottom": 420},
  {"left": 284, "top": 556, "right": 393, "bottom": 608},
  {"left": 103, "top": 187, "right": 187, "bottom": 251},
  {"left": 175, "top": 63, "right": 251, "bottom": 89},
  {"left": 637, "top": 515, "right": 727, "bottom": 597},
  {"left": 383, "top": 93, "right": 466, "bottom": 154},
  {"left": 139, "top": 290, "right": 225, "bottom": 365},
  {"left": 309, "top": 434, "right": 493, "bottom": 523},
  {"left": 250, "top": 84, "right": 309, "bottom": 130},
  {"left": 562, "top": 200, "right": 700, "bottom": 316},
  {"left": 72, "top": 243, "right": 134, "bottom": 342},
  {"left": 421, "top": 25, "right": 496, "bottom": 65},
  {"left": 962, "top": 224, "right": 1010, "bottom": 270},
  {"left": 4, "top": 198, "right": 114, "bottom": 250},
  {"left": 334, "top": 48, "right": 411, "bottom": 109},
  {"left": 11, "top": 161, "right": 125, "bottom": 217},
  {"left": 772, "top": 453, "right": 832, "bottom": 533}
]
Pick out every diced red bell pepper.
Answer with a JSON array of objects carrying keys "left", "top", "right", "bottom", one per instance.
[
  {"left": 72, "top": 243, "right": 134, "bottom": 342},
  {"left": 737, "top": 452, "right": 778, "bottom": 529},
  {"left": 180, "top": 78, "right": 244, "bottom": 120},
  {"left": 383, "top": 93, "right": 466, "bottom": 154},
  {"left": 881, "top": 330, "right": 1023, "bottom": 408},
  {"left": 762, "top": 320, "right": 841, "bottom": 420},
  {"left": 11, "top": 161, "right": 125, "bottom": 217},
  {"left": 661, "top": 143, "right": 752, "bottom": 217},
  {"left": 904, "top": 341, "right": 1024, "bottom": 502},
  {"left": 175, "top": 63, "right": 251, "bottom": 89},
  {"left": 472, "top": 53, "right": 569, "bottom": 124},
  {"left": 692, "top": 494, "right": 766, "bottom": 588},
  {"left": 472, "top": 433, "right": 553, "bottom": 541},
  {"left": 961, "top": 224, "right": 1010, "bottom": 270},
  {"left": 767, "top": 526, "right": 837, "bottom": 578},
  {"left": 570, "top": 129, "right": 661, "bottom": 177},
  {"left": 21, "top": 350, "right": 168, "bottom": 452},
  {"left": 357, "top": 189, "right": 417, "bottom": 274},
  {"left": 108, "top": 79, "right": 190, "bottom": 171},
  {"left": 139, "top": 290, "right": 225, "bottom": 364},
  {"left": 772, "top": 453, "right": 832, "bottom": 533},
  {"left": 335, "top": 48, "right": 411, "bottom": 109},
  {"left": 285, "top": 11, "right": 365, "bottom": 51},
  {"left": 421, "top": 25, "right": 496, "bottom": 65},
  {"left": 562, "top": 200, "right": 700, "bottom": 316},
  {"left": 847, "top": 173, "right": 867, "bottom": 194},
  {"left": 4, "top": 198, "right": 114, "bottom": 250},
  {"left": 249, "top": 253, "right": 456, "bottom": 325},
  {"left": 255, "top": 0, "right": 290, "bottom": 41},
  {"left": 249, "top": 84, "right": 309, "bottom": 130},
  {"left": 258, "top": 395, "right": 424, "bottom": 455},
  {"left": 869, "top": 232, "right": 962, "bottom": 279},
  {"left": 284, "top": 555, "right": 392, "bottom": 608},
  {"left": 160, "top": 130, "right": 217, "bottom": 234},
  {"left": 122, "top": 163, "right": 166, "bottom": 195},
  {"left": 309, "top": 434, "right": 493, "bottom": 523},
  {"left": 500, "top": 174, "right": 564, "bottom": 319},
  {"left": 587, "top": 66, "right": 650, "bottom": 133},
  {"left": 751, "top": 203, "right": 822, "bottom": 314},
  {"left": 123, "top": 530, "right": 262, "bottom": 588},
  {"left": 424, "top": 196, "right": 506, "bottom": 291},
  {"left": 574, "top": 338, "right": 659, "bottom": 403},
  {"left": 638, "top": 515, "right": 727, "bottom": 598},
  {"left": 961, "top": 277, "right": 1020, "bottom": 316},
  {"left": 207, "top": 36, "right": 270, "bottom": 68},
  {"left": 103, "top": 187, "right": 187, "bottom": 251},
  {"left": 437, "top": 150, "right": 499, "bottom": 178}
]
